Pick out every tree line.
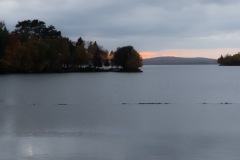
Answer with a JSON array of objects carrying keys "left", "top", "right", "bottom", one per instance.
[
  {"left": 217, "top": 53, "right": 240, "bottom": 66},
  {"left": 0, "top": 19, "right": 142, "bottom": 73}
]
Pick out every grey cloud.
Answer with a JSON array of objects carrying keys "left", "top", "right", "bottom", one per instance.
[{"left": 1, "top": 0, "right": 240, "bottom": 52}]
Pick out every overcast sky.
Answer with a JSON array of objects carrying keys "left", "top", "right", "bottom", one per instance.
[{"left": 1, "top": 0, "right": 240, "bottom": 58}]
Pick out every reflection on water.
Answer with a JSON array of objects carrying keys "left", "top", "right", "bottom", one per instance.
[
  {"left": 25, "top": 144, "right": 33, "bottom": 157},
  {"left": 2, "top": 131, "right": 240, "bottom": 160},
  {"left": 1, "top": 103, "right": 240, "bottom": 160},
  {"left": 1, "top": 65, "right": 240, "bottom": 159}
]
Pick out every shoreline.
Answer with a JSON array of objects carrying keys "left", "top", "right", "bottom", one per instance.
[{"left": 0, "top": 68, "right": 143, "bottom": 74}]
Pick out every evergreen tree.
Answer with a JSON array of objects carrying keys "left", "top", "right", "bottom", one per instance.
[
  {"left": 76, "top": 37, "right": 84, "bottom": 46},
  {"left": 0, "top": 21, "right": 9, "bottom": 59},
  {"left": 76, "top": 42, "right": 89, "bottom": 66},
  {"left": 217, "top": 55, "right": 224, "bottom": 65},
  {"left": 92, "top": 41, "right": 102, "bottom": 67},
  {"left": 87, "top": 41, "right": 99, "bottom": 67}
]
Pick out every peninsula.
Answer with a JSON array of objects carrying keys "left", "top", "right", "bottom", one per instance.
[{"left": 0, "top": 19, "right": 142, "bottom": 73}]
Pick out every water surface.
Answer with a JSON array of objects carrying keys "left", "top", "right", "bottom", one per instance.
[{"left": 1, "top": 65, "right": 240, "bottom": 160}]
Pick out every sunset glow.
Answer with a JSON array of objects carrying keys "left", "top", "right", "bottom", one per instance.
[
  {"left": 139, "top": 52, "right": 158, "bottom": 59},
  {"left": 140, "top": 48, "right": 240, "bottom": 59}
]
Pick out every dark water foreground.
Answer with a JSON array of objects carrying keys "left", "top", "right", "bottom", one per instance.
[{"left": 1, "top": 65, "right": 240, "bottom": 160}]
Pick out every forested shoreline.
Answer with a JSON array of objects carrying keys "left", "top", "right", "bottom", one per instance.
[
  {"left": 217, "top": 53, "right": 240, "bottom": 66},
  {"left": 0, "top": 19, "right": 142, "bottom": 73}
]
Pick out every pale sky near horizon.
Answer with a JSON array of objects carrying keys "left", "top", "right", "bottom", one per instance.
[{"left": 1, "top": 0, "right": 240, "bottom": 59}]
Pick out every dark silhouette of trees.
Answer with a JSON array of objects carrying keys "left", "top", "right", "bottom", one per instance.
[
  {"left": 87, "top": 41, "right": 101, "bottom": 67},
  {"left": 112, "top": 46, "right": 142, "bottom": 71},
  {"left": 86, "top": 41, "right": 108, "bottom": 68},
  {"left": 77, "top": 37, "right": 84, "bottom": 46},
  {"left": 217, "top": 53, "right": 240, "bottom": 66},
  {"left": 104, "top": 59, "right": 110, "bottom": 67},
  {"left": 14, "top": 19, "right": 61, "bottom": 43},
  {"left": 44, "top": 38, "right": 71, "bottom": 71},
  {"left": 217, "top": 55, "right": 224, "bottom": 64},
  {"left": 0, "top": 20, "right": 66, "bottom": 72},
  {"left": 1, "top": 36, "right": 70, "bottom": 72},
  {"left": 76, "top": 39, "right": 89, "bottom": 66},
  {"left": 0, "top": 19, "right": 142, "bottom": 73},
  {"left": 0, "top": 21, "right": 9, "bottom": 59}
]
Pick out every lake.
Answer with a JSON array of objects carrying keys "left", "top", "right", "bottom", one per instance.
[{"left": 1, "top": 65, "right": 240, "bottom": 160}]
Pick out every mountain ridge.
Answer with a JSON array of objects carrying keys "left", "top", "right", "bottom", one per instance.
[{"left": 143, "top": 56, "right": 217, "bottom": 65}]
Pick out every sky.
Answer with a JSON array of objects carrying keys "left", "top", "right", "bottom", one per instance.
[{"left": 1, "top": 0, "right": 240, "bottom": 59}]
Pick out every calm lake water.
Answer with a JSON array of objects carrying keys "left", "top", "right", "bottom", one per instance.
[{"left": 1, "top": 65, "right": 240, "bottom": 160}]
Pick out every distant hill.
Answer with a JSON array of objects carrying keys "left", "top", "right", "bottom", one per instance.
[{"left": 143, "top": 57, "right": 217, "bottom": 65}]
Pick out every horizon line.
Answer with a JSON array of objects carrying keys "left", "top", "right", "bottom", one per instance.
[
  {"left": 142, "top": 56, "right": 218, "bottom": 60},
  {"left": 139, "top": 48, "right": 240, "bottom": 59}
]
